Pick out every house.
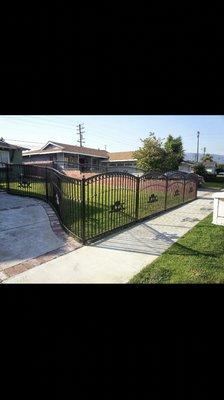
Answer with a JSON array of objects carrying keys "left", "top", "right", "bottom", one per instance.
[
  {"left": 22, "top": 141, "right": 144, "bottom": 176},
  {"left": 22, "top": 141, "right": 109, "bottom": 172},
  {"left": 101, "top": 151, "right": 144, "bottom": 176},
  {"left": 203, "top": 161, "right": 216, "bottom": 175},
  {"left": 179, "top": 161, "right": 195, "bottom": 173},
  {"left": 0, "top": 139, "right": 29, "bottom": 166}
]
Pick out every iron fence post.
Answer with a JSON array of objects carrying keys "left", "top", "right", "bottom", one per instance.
[
  {"left": 135, "top": 177, "right": 140, "bottom": 220},
  {"left": 195, "top": 177, "right": 198, "bottom": 199},
  {"left": 45, "top": 168, "right": 49, "bottom": 201},
  {"left": 6, "top": 163, "right": 10, "bottom": 192},
  {"left": 164, "top": 176, "right": 168, "bottom": 210},
  {"left": 183, "top": 177, "right": 186, "bottom": 203},
  {"left": 81, "top": 176, "right": 86, "bottom": 243}
]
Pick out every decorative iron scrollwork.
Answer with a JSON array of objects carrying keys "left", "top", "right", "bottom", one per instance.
[
  {"left": 55, "top": 192, "right": 60, "bottom": 205},
  {"left": 111, "top": 201, "right": 125, "bottom": 212},
  {"left": 174, "top": 189, "right": 180, "bottom": 197},
  {"left": 189, "top": 186, "right": 193, "bottom": 193},
  {"left": 147, "top": 194, "right": 158, "bottom": 203},
  {"left": 18, "top": 174, "right": 31, "bottom": 188}
]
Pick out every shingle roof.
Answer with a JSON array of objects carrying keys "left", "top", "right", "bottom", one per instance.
[
  {"left": 204, "top": 161, "right": 216, "bottom": 166},
  {"left": 23, "top": 141, "right": 109, "bottom": 158},
  {"left": 108, "top": 151, "right": 136, "bottom": 161},
  {"left": 181, "top": 160, "right": 195, "bottom": 165},
  {"left": 0, "top": 140, "right": 29, "bottom": 151}
]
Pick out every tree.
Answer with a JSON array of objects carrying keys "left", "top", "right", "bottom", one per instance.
[
  {"left": 192, "top": 162, "right": 207, "bottom": 177},
  {"left": 164, "top": 134, "right": 185, "bottom": 171},
  {"left": 134, "top": 132, "right": 167, "bottom": 173},
  {"left": 201, "top": 153, "right": 213, "bottom": 163},
  {"left": 134, "top": 132, "right": 185, "bottom": 173}
]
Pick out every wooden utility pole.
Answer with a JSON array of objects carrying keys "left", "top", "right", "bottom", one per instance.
[
  {"left": 76, "top": 123, "right": 85, "bottom": 147},
  {"left": 196, "top": 131, "right": 200, "bottom": 162}
]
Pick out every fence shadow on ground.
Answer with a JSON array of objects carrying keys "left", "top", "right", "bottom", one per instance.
[{"left": 91, "top": 222, "right": 182, "bottom": 255}]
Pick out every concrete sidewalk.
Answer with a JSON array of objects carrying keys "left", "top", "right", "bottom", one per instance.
[{"left": 4, "top": 190, "right": 214, "bottom": 284}]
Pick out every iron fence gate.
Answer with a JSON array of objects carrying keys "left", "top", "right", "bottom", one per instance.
[{"left": 0, "top": 164, "right": 198, "bottom": 243}]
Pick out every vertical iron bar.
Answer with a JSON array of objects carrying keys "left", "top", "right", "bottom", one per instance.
[
  {"left": 102, "top": 174, "right": 104, "bottom": 235},
  {"left": 195, "top": 177, "right": 198, "bottom": 199},
  {"left": 81, "top": 176, "right": 86, "bottom": 243},
  {"left": 132, "top": 175, "right": 135, "bottom": 220},
  {"left": 107, "top": 175, "right": 110, "bottom": 233},
  {"left": 135, "top": 176, "right": 140, "bottom": 220},
  {"left": 126, "top": 174, "right": 128, "bottom": 224},
  {"left": 45, "top": 168, "right": 49, "bottom": 201},
  {"left": 73, "top": 179, "right": 76, "bottom": 236},
  {"left": 183, "top": 176, "right": 186, "bottom": 203},
  {"left": 78, "top": 180, "right": 81, "bottom": 238},
  {"left": 6, "top": 163, "right": 10, "bottom": 192},
  {"left": 98, "top": 176, "right": 101, "bottom": 235},
  {"left": 86, "top": 179, "right": 89, "bottom": 240},
  {"left": 164, "top": 176, "right": 168, "bottom": 210},
  {"left": 95, "top": 177, "right": 97, "bottom": 236}
]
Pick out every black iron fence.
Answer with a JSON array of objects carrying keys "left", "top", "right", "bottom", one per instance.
[{"left": 0, "top": 164, "right": 198, "bottom": 243}]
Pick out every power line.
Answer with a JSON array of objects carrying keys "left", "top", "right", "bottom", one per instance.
[
  {"left": 0, "top": 116, "right": 75, "bottom": 131},
  {"left": 4, "top": 138, "right": 45, "bottom": 144}
]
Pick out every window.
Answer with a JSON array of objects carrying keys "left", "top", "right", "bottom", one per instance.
[{"left": 0, "top": 150, "right": 10, "bottom": 163}]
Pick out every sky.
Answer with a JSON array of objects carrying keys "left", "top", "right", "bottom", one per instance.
[{"left": 0, "top": 115, "right": 223, "bottom": 155}]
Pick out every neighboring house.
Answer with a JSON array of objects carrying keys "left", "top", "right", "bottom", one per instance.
[
  {"left": 22, "top": 141, "right": 144, "bottom": 176},
  {"left": 0, "top": 139, "right": 28, "bottom": 166},
  {"left": 179, "top": 161, "right": 195, "bottom": 173},
  {"left": 22, "top": 141, "right": 109, "bottom": 172},
  {"left": 179, "top": 160, "right": 217, "bottom": 176},
  {"left": 101, "top": 151, "right": 144, "bottom": 176},
  {"left": 203, "top": 161, "right": 216, "bottom": 175}
]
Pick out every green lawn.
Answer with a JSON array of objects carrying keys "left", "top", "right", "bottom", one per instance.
[
  {"left": 129, "top": 214, "right": 224, "bottom": 284},
  {"left": 202, "top": 176, "right": 224, "bottom": 191},
  {"left": 202, "top": 181, "right": 224, "bottom": 190}
]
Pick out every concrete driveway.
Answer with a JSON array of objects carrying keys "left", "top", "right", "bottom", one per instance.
[
  {"left": 3, "top": 190, "right": 214, "bottom": 284},
  {"left": 0, "top": 192, "right": 80, "bottom": 280}
]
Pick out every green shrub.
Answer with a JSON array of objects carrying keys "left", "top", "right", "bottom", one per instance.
[{"left": 192, "top": 163, "right": 207, "bottom": 178}]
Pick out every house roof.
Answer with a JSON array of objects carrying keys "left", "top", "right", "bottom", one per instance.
[
  {"left": 107, "top": 151, "right": 136, "bottom": 162},
  {"left": 204, "top": 161, "right": 216, "bottom": 167},
  {"left": 181, "top": 160, "right": 195, "bottom": 165},
  {"left": 0, "top": 140, "right": 29, "bottom": 151},
  {"left": 23, "top": 141, "right": 109, "bottom": 158}
]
